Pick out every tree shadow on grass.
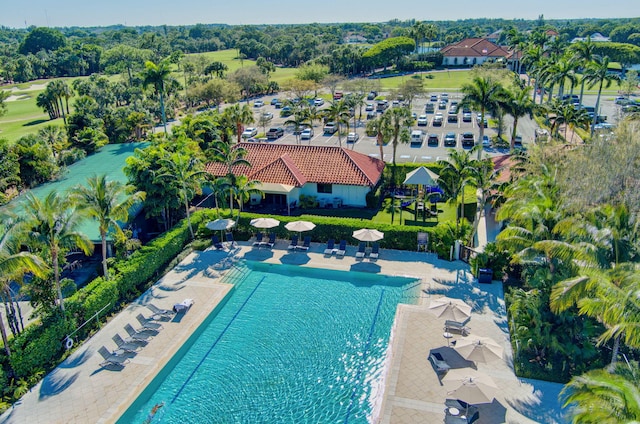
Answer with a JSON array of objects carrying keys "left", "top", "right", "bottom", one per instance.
[{"left": 24, "top": 119, "right": 49, "bottom": 127}]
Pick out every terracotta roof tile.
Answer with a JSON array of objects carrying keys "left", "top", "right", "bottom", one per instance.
[
  {"left": 441, "top": 38, "right": 510, "bottom": 58},
  {"left": 205, "top": 143, "right": 384, "bottom": 187}
]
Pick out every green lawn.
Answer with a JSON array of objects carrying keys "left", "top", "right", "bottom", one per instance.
[
  {"left": 0, "top": 90, "right": 57, "bottom": 143},
  {"left": 378, "top": 70, "right": 475, "bottom": 91}
]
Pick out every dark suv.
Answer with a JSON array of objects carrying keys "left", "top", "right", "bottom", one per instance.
[
  {"left": 461, "top": 132, "right": 475, "bottom": 147},
  {"left": 427, "top": 134, "right": 439, "bottom": 146},
  {"left": 266, "top": 127, "right": 284, "bottom": 139}
]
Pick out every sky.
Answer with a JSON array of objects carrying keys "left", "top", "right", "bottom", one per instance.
[{"left": 3, "top": 0, "right": 639, "bottom": 28}]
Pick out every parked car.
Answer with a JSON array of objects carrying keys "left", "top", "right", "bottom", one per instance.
[
  {"left": 462, "top": 112, "right": 472, "bottom": 122},
  {"left": 514, "top": 134, "right": 523, "bottom": 146},
  {"left": 392, "top": 100, "right": 400, "bottom": 107},
  {"left": 438, "top": 101, "right": 447, "bottom": 110},
  {"left": 333, "top": 91, "right": 343, "bottom": 100},
  {"left": 430, "top": 94, "right": 438, "bottom": 102},
  {"left": 262, "top": 112, "right": 274, "bottom": 120},
  {"left": 482, "top": 135, "right": 490, "bottom": 147},
  {"left": 376, "top": 100, "right": 388, "bottom": 112},
  {"left": 367, "top": 91, "right": 377, "bottom": 100},
  {"left": 410, "top": 130, "right": 424, "bottom": 147},
  {"left": 432, "top": 113, "right": 443, "bottom": 126},
  {"left": 427, "top": 133, "right": 439, "bottom": 146},
  {"left": 323, "top": 122, "right": 338, "bottom": 134},
  {"left": 270, "top": 98, "right": 279, "bottom": 105},
  {"left": 266, "top": 127, "right": 284, "bottom": 139},
  {"left": 280, "top": 106, "right": 293, "bottom": 117},
  {"left": 365, "top": 103, "right": 374, "bottom": 112},
  {"left": 314, "top": 98, "right": 325, "bottom": 106},
  {"left": 425, "top": 103, "right": 435, "bottom": 113},
  {"left": 346, "top": 132, "right": 359, "bottom": 143},
  {"left": 274, "top": 101, "right": 283, "bottom": 109},
  {"left": 444, "top": 132, "right": 456, "bottom": 147},
  {"left": 417, "top": 115, "right": 428, "bottom": 126},
  {"left": 253, "top": 100, "right": 264, "bottom": 108},
  {"left": 441, "top": 93, "right": 449, "bottom": 101},
  {"left": 300, "top": 127, "right": 314, "bottom": 140},
  {"left": 447, "top": 113, "right": 458, "bottom": 123},
  {"left": 366, "top": 111, "right": 377, "bottom": 120},
  {"left": 242, "top": 127, "right": 258, "bottom": 138},
  {"left": 461, "top": 132, "right": 475, "bottom": 147}
]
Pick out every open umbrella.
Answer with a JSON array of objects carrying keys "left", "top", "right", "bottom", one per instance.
[
  {"left": 454, "top": 336, "right": 504, "bottom": 363},
  {"left": 353, "top": 228, "right": 384, "bottom": 242},
  {"left": 428, "top": 297, "right": 472, "bottom": 322},
  {"left": 445, "top": 369, "right": 498, "bottom": 405},
  {"left": 206, "top": 219, "right": 236, "bottom": 239},
  {"left": 284, "top": 220, "right": 316, "bottom": 233},
  {"left": 250, "top": 218, "right": 280, "bottom": 229}
]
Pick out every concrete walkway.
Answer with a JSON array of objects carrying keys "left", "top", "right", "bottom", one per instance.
[{"left": 0, "top": 240, "right": 564, "bottom": 424}]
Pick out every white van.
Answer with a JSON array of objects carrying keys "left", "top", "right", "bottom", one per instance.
[{"left": 410, "top": 130, "right": 424, "bottom": 147}]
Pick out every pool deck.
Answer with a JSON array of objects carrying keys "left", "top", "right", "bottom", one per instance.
[{"left": 0, "top": 241, "right": 564, "bottom": 424}]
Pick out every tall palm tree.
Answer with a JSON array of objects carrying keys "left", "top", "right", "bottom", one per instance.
[
  {"left": 504, "top": 83, "right": 536, "bottom": 149},
  {"left": 284, "top": 107, "right": 308, "bottom": 145},
  {"left": 142, "top": 59, "right": 173, "bottom": 134},
  {"left": 570, "top": 36, "right": 597, "bottom": 106},
  {"left": 223, "top": 103, "right": 254, "bottom": 144},
  {"left": 71, "top": 175, "right": 145, "bottom": 279},
  {"left": 228, "top": 174, "right": 262, "bottom": 221},
  {"left": 324, "top": 100, "right": 350, "bottom": 147},
  {"left": 384, "top": 106, "right": 414, "bottom": 174},
  {"left": 365, "top": 112, "right": 391, "bottom": 160},
  {"left": 560, "top": 366, "right": 640, "bottom": 423},
  {"left": 460, "top": 76, "right": 504, "bottom": 159},
  {"left": 466, "top": 155, "right": 500, "bottom": 246},
  {"left": 521, "top": 44, "right": 544, "bottom": 102},
  {"left": 157, "top": 153, "right": 209, "bottom": 239},
  {"left": 438, "top": 149, "right": 474, "bottom": 231},
  {"left": 584, "top": 55, "right": 620, "bottom": 134},
  {"left": 211, "top": 142, "right": 251, "bottom": 216},
  {"left": 22, "top": 192, "right": 94, "bottom": 312}
]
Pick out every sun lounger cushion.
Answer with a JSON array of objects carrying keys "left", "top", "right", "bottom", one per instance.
[{"left": 173, "top": 298, "right": 194, "bottom": 314}]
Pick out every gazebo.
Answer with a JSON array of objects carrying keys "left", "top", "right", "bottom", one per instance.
[{"left": 402, "top": 167, "right": 441, "bottom": 222}]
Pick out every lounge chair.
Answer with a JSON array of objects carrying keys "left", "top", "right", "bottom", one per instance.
[
  {"left": 428, "top": 351, "right": 451, "bottom": 373},
  {"left": 369, "top": 242, "right": 379, "bottom": 260},
  {"left": 146, "top": 303, "right": 175, "bottom": 320},
  {"left": 262, "top": 233, "right": 276, "bottom": 248},
  {"left": 136, "top": 313, "right": 163, "bottom": 331},
  {"left": 444, "top": 320, "right": 470, "bottom": 336},
  {"left": 324, "top": 239, "right": 335, "bottom": 255},
  {"left": 335, "top": 240, "right": 347, "bottom": 257},
  {"left": 124, "top": 323, "right": 153, "bottom": 341},
  {"left": 225, "top": 232, "right": 235, "bottom": 248},
  {"left": 112, "top": 334, "right": 141, "bottom": 353},
  {"left": 252, "top": 232, "right": 264, "bottom": 247},
  {"left": 355, "top": 242, "right": 366, "bottom": 258},
  {"left": 417, "top": 232, "right": 428, "bottom": 251},
  {"left": 97, "top": 346, "right": 129, "bottom": 368},
  {"left": 297, "top": 236, "right": 310, "bottom": 251},
  {"left": 211, "top": 235, "right": 224, "bottom": 250},
  {"left": 288, "top": 235, "right": 299, "bottom": 250}
]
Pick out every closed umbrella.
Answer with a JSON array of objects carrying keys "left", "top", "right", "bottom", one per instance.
[
  {"left": 454, "top": 336, "right": 504, "bottom": 363},
  {"left": 445, "top": 370, "right": 497, "bottom": 405},
  {"left": 428, "top": 297, "right": 472, "bottom": 322},
  {"left": 250, "top": 218, "right": 280, "bottom": 229}
]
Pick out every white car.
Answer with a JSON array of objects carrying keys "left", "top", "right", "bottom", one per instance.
[
  {"left": 314, "top": 98, "right": 325, "bottom": 106},
  {"left": 365, "top": 103, "right": 374, "bottom": 111},
  {"left": 346, "top": 132, "right": 359, "bottom": 143},
  {"left": 242, "top": 127, "right": 258, "bottom": 138},
  {"left": 417, "top": 115, "right": 428, "bottom": 126},
  {"left": 300, "top": 127, "right": 314, "bottom": 140},
  {"left": 254, "top": 100, "right": 264, "bottom": 108}
]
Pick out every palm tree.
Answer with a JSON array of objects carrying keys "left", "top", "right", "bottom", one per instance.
[
  {"left": 0, "top": 214, "right": 48, "bottom": 357},
  {"left": 284, "top": 107, "right": 308, "bottom": 145},
  {"left": 142, "top": 59, "right": 173, "bottom": 134},
  {"left": 365, "top": 113, "right": 391, "bottom": 160},
  {"left": 521, "top": 44, "right": 544, "bottom": 100},
  {"left": 466, "top": 156, "right": 500, "bottom": 246},
  {"left": 584, "top": 55, "right": 620, "bottom": 134},
  {"left": 560, "top": 366, "right": 640, "bottom": 423},
  {"left": 223, "top": 103, "right": 254, "bottom": 144},
  {"left": 38, "top": 125, "right": 68, "bottom": 161},
  {"left": 570, "top": 36, "right": 597, "bottom": 106},
  {"left": 211, "top": 142, "right": 251, "bottom": 216},
  {"left": 324, "top": 100, "right": 350, "bottom": 147},
  {"left": 548, "top": 55, "right": 578, "bottom": 100},
  {"left": 157, "top": 153, "right": 209, "bottom": 239},
  {"left": 71, "top": 175, "right": 145, "bottom": 279},
  {"left": 384, "top": 106, "right": 414, "bottom": 176},
  {"left": 460, "top": 76, "right": 504, "bottom": 159},
  {"left": 504, "top": 83, "right": 536, "bottom": 149},
  {"left": 228, "top": 175, "right": 262, "bottom": 221},
  {"left": 22, "top": 192, "right": 94, "bottom": 312},
  {"left": 438, "top": 149, "right": 474, "bottom": 231}
]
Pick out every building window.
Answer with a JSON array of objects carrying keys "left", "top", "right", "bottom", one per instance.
[{"left": 317, "top": 183, "right": 332, "bottom": 194}]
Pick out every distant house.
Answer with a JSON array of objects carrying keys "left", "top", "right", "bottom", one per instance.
[
  {"left": 441, "top": 38, "right": 511, "bottom": 67},
  {"left": 205, "top": 143, "right": 385, "bottom": 212},
  {"left": 485, "top": 30, "right": 502, "bottom": 44},
  {"left": 343, "top": 33, "right": 368, "bottom": 44},
  {"left": 571, "top": 33, "right": 611, "bottom": 43}
]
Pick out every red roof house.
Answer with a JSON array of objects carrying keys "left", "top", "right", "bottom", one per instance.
[{"left": 441, "top": 38, "right": 511, "bottom": 67}]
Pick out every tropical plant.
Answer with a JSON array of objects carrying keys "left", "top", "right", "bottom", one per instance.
[
  {"left": 583, "top": 55, "right": 620, "bottom": 134},
  {"left": 211, "top": 142, "right": 251, "bottom": 216},
  {"left": 365, "top": 112, "right": 392, "bottom": 160},
  {"left": 384, "top": 106, "right": 414, "bottom": 170},
  {"left": 460, "top": 76, "right": 505, "bottom": 158},
  {"left": 22, "top": 192, "right": 94, "bottom": 312},
  {"left": 503, "top": 82, "right": 536, "bottom": 149},
  {"left": 323, "top": 100, "right": 350, "bottom": 146},
  {"left": 438, "top": 149, "right": 474, "bottom": 231},
  {"left": 570, "top": 36, "right": 598, "bottom": 105},
  {"left": 228, "top": 174, "right": 262, "bottom": 221},
  {"left": 71, "top": 175, "right": 145, "bottom": 279},
  {"left": 142, "top": 59, "right": 173, "bottom": 133},
  {"left": 223, "top": 103, "right": 254, "bottom": 144}
]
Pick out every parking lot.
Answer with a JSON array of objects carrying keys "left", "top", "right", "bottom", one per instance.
[{"left": 239, "top": 91, "right": 621, "bottom": 164}]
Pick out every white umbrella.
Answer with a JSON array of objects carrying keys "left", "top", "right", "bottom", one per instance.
[
  {"left": 454, "top": 337, "right": 504, "bottom": 363},
  {"left": 428, "top": 297, "right": 472, "bottom": 322},
  {"left": 284, "top": 220, "right": 316, "bottom": 233},
  {"left": 352, "top": 229, "right": 384, "bottom": 242},
  {"left": 250, "top": 218, "right": 280, "bottom": 229},
  {"left": 442, "top": 369, "right": 497, "bottom": 389},
  {"left": 206, "top": 219, "right": 235, "bottom": 231},
  {"left": 446, "top": 371, "right": 497, "bottom": 405}
]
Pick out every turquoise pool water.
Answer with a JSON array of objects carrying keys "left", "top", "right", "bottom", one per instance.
[{"left": 119, "top": 262, "right": 420, "bottom": 423}]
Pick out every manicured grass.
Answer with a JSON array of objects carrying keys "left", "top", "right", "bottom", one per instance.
[
  {"left": 0, "top": 93, "right": 56, "bottom": 143},
  {"left": 378, "top": 70, "right": 475, "bottom": 91}
]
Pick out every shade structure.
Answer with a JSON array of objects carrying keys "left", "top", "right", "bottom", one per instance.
[
  {"left": 454, "top": 337, "right": 504, "bottom": 363},
  {"left": 284, "top": 220, "right": 316, "bottom": 233},
  {"left": 206, "top": 219, "right": 235, "bottom": 231},
  {"left": 250, "top": 218, "right": 281, "bottom": 229},
  {"left": 403, "top": 166, "right": 439, "bottom": 186},
  {"left": 428, "top": 297, "right": 472, "bottom": 322},
  {"left": 352, "top": 229, "right": 384, "bottom": 242},
  {"left": 445, "top": 370, "right": 498, "bottom": 405}
]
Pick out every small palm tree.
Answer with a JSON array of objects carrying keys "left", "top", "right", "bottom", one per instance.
[
  {"left": 460, "top": 76, "right": 504, "bottom": 159},
  {"left": 228, "top": 175, "right": 262, "bottom": 221},
  {"left": 584, "top": 55, "right": 620, "bottom": 134},
  {"left": 72, "top": 175, "right": 145, "bottom": 279},
  {"left": 570, "top": 36, "right": 597, "bottom": 106},
  {"left": 22, "top": 192, "right": 94, "bottom": 312},
  {"left": 384, "top": 106, "right": 414, "bottom": 171},
  {"left": 324, "top": 100, "right": 350, "bottom": 146},
  {"left": 438, "top": 149, "right": 474, "bottom": 231},
  {"left": 142, "top": 59, "right": 173, "bottom": 134},
  {"left": 223, "top": 103, "right": 254, "bottom": 144},
  {"left": 211, "top": 142, "right": 251, "bottom": 216},
  {"left": 365, "top": 113, "right": 392, "bottom": 160},
  {"left": 503, "top": 82, "right": 536, "bottom": 149}
]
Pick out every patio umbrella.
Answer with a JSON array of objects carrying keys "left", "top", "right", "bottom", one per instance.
[
  {"left": 445, "top": 369, "right": 498, "bottom": 405},
  {"left": 454, "top": 336, "right": 504, "bottom": 363},
  {"left": 206, "top": 219, "right": 236, "bottom": 239},
  {"left": 285, "top": 220, "right": 316, "bottom": 233},
  {"left": 250, "top": 218, "right": 280, "bottom": 229},
  {"left": 428, "top": 297, "right": 472, "bottom": 322},
  {"left": 353, "top": 228, "right": 384, "bottom": 250}
]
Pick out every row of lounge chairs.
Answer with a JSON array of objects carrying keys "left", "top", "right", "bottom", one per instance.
[
  {"left": 212, "top": 233, "right": 236, "bottom": 250},
  {"left": 252, "top": 232, "right": 276, "bottom": 248},
  {"left": 97, "top": 303, "right": 175, "bottom": 369},
  {"left": 288, "top": 235, "right": 311, "bottom": 251}
]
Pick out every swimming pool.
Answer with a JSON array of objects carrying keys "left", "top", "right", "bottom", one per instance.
[{"left": 119, "top": 262, "right": 420, "bottom": 423}]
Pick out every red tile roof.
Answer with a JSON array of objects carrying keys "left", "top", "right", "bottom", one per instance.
[
  {"left": 205, "top": 143, "right": 385, "bottom": 187},
  {"left": 441, "top": 38, "right": 510, "bottom": 58},
  {"left": 491, "top": 154, "right": 514, "bottom": 183}
]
